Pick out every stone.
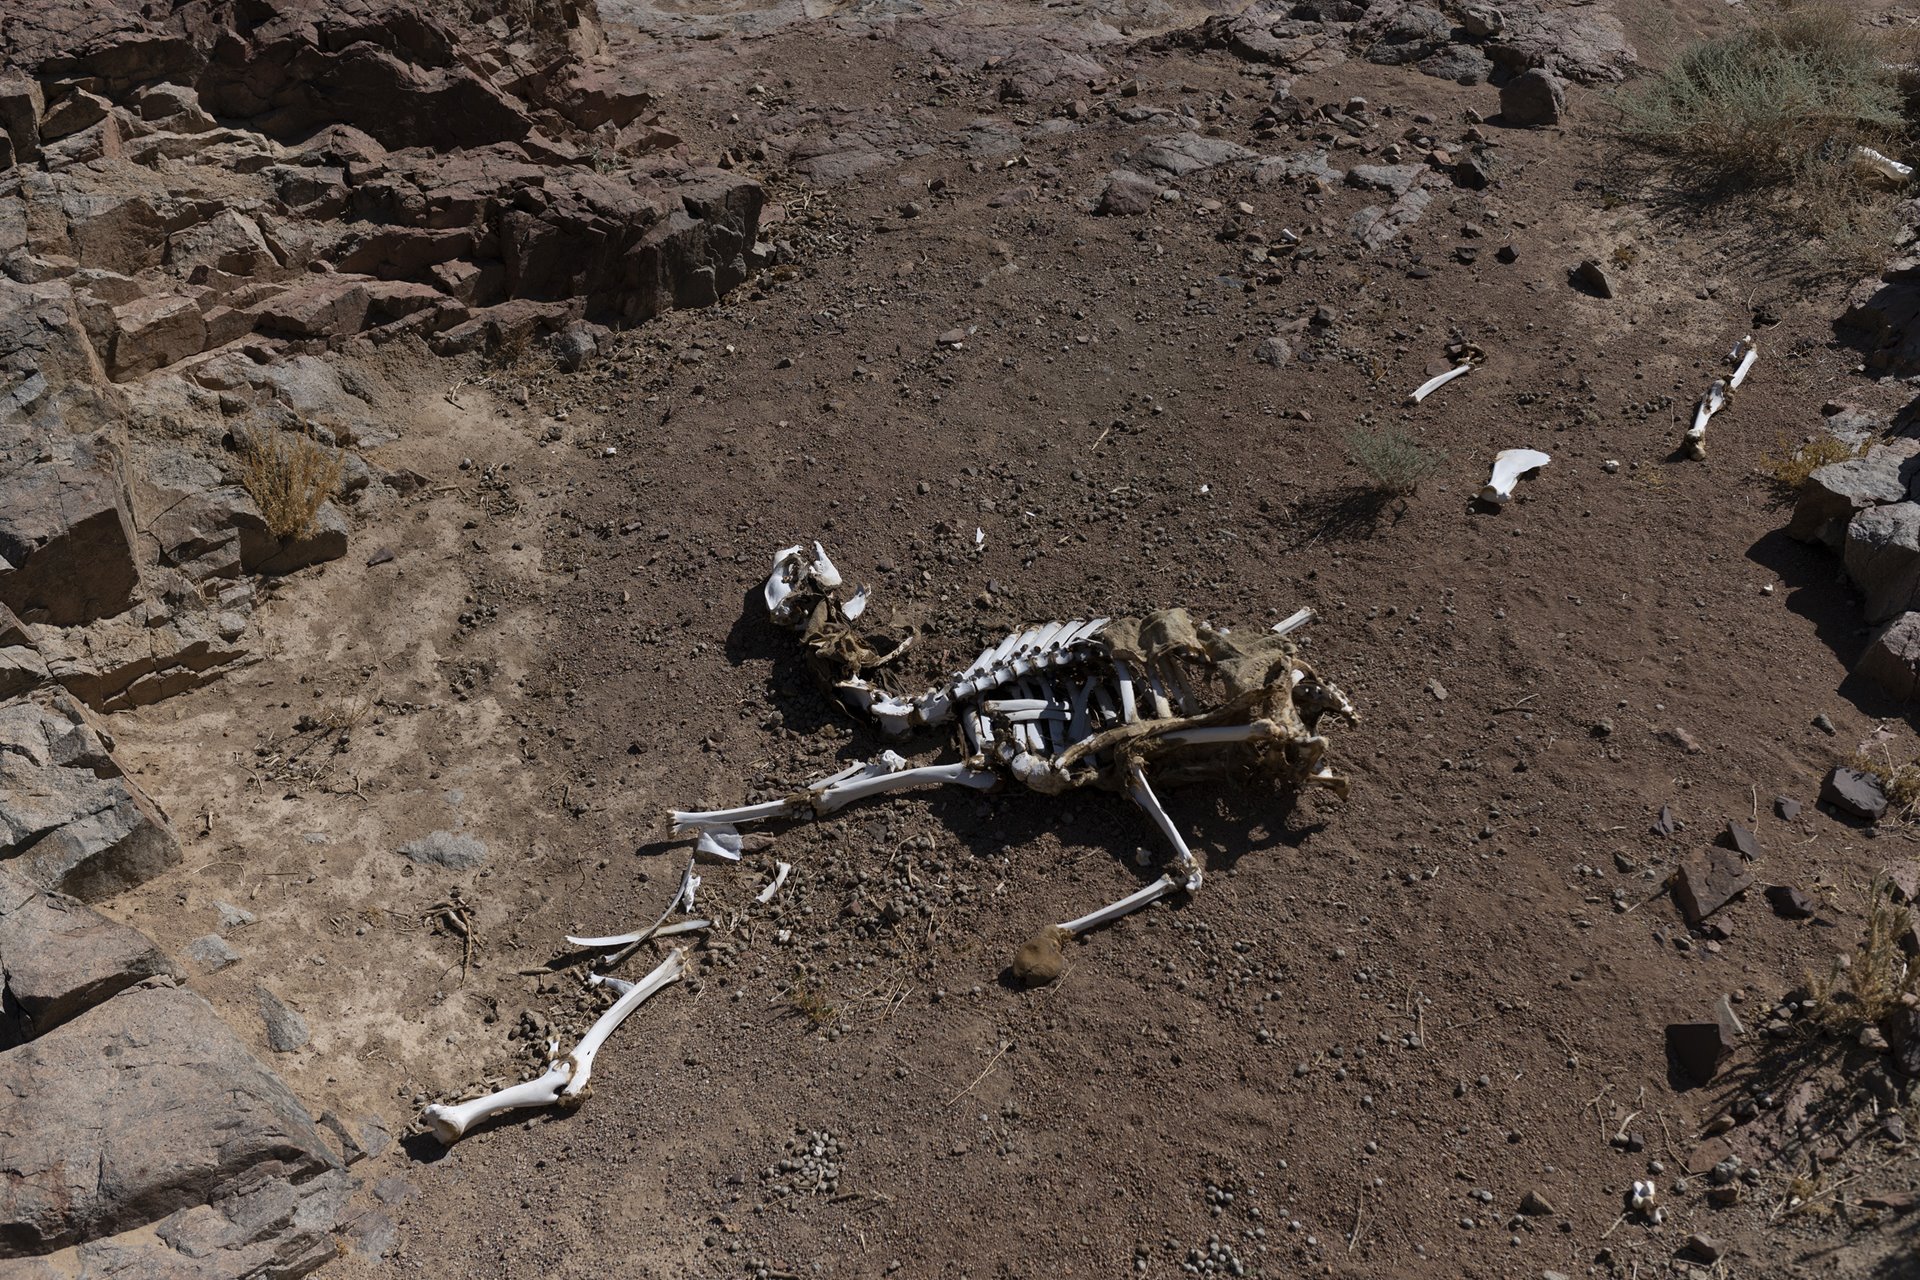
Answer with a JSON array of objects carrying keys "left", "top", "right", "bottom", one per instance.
[
  {"left": 1255, "top": 336, "right": 1292, "bottom": 367},
  {"left": 1417, "top": 45, "right": 1494, "bottom": 85},
  {"left": 552, "top": 324, "right": 599, "bottom": 372},
  {"left": 1775, "top": 795, "right": 1802, "bottom": 820},
  {"left": 1857, "top": 612, "right": 1920, "bottom": 701},
  {"left": 1453, "top": 151, "right": 1493, "bottom": 190},
  {"left": 1787, "top": 447, "right": 1916, "bottom": 550},
  {"left": 0, "top": 602, "right": 48, "bottom": 699},
  {"left": 1130, "top": 132, "right": 1257, "bottom": 177},
  {"left": 1095, "top": 169, "right": 1158, "bottom": 216},
  {"left": 1765, "top": 885, "right": 1815, "bottom": 919},
  {"left": 1822, "top": 766, "right": 1889, "bottom": 821},
  {"left": 399, "top": 830, "right": 487, "bottom": 870},
  {"left": 1685, "top": 1234, "right": 1725, "bottom": 1263},
  {"left": 1845, "top": 501, "right": 1920, "bottom": 621},
  {"left": 1348, "top": 187, "right": 1431, "bottom": 249},
  {"left": 1461, "top": 4, "right": 1505, "bottom": 37},
  {"left": 185, "top": 933, "right": 240, "bottom": 973},
  {"left": 0, "top": 77, "right": 44, "bottom": 164},
  {"left": 1346, "top": 164, "right": 1425, "bottom": 196},
  {"left": 1570, "top": 259, "right": 1614, "bottom": 298},
  {"left": 1500, "top": 69, "right": 1566, "bottom": 126},
  {"left": 0, "top": 434, "right": 141, "bottom": 626},
  {"left": 216, "top": 900, "right": 257, "bottom": 931},
  {"left": 1668, "top": 1019, "right": 1735, "bottom": 1085},
  {"left": 1518, "top": 1189, "right": 1553, "bottom": 1215},
  {"left": 256, "top": 986, "right": 310, "bottom": 1053},
  {"left": 0, "top": 866, "right": 174, "bottom": 1042},
  {"left": 0, "top": 692, "right": 183, "bottom": 900},
  {"left": 1653, "top": 805, "right": 1677, "bottom": 837},
  {"left": 38, "top": 90, "right": 111, "bottom": 143},
  {"left": 1672, "top": 850, "right": 1753, "bottom": 925},
  {"left": 250, "top": 278, "right": 373, "bottom": 339},
  {"left": 1723, "top": 821, "right": 1761, "bottom": 860},
  {"left": 0, "top": 983, "right": 339, "bottom": 1255},
  {"left": 165, "top": 210, "right": 277, "bottom": 279},
  {"left": 1495, "top": 243, "right": 1518, "bottom": 263},
  {"left": 245, "top": 500, "right": 350, "bottom": 577},
  {"left": 106, "top": 293, "right": 207, "bottom": 380}
]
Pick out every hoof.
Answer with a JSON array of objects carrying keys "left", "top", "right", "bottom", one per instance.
[{"left": 1011, "top": 926, "right": 1069, "bottom": 986}]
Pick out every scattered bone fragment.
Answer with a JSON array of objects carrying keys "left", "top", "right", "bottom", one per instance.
[
  {"left": 1684, "top": 336, "right": 1756, "bottom": 460},
  {"left": 1404, "top": 342, "right": 1485, "bottom": 406},
  {"left": 1479, "top": 449, "right": 1550, "bottom": 505},
  {"left": 757, "top": 861, "right": 792, "bottom": 904},
  {"left": 1855, "top": 145, "right": 1914, "bottom": 187},
  {"left": 422, "top": 948, "right": 687, "bottom": 1144}
]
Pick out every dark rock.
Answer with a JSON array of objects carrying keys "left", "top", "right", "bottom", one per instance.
[
  {"left": 0, "top": 602, "right": 48, "bottom": 699},
  {"left": 1765, "top": 885, "right": 1815, "bottom": 919},
  {"left": 1518, "top": 1189, "right": 1554, "bottom": 1216},
  {"left": 1685, "top": 1234, "right": 1725, "bottom": 1263},
  {"left": 256, "top": 986, "right": 310, "bottom": 1053},
  {"left": 399, "top": 830, "right": 487, "bottom": 870},
  {"left": 1570, "top": 259, "right": 1614, "bottom": 298},
  {"left": 1672, "top": 850, "right": 1753, "bottom": 925},
  {"left": 0, "top": 983, "right": 340, "bottom": 1256},
  {"left": 1495, "top": 243, "right": 1518, "bottom": 263},
  {"left": 0, "top": 691, "right": 182, "bottom": 900},
  {"left": 1255, "top": 336, "right": 1292, "bottom": 368},
  {"left": 1452, "top": 151, "right": 1492, "bottom": 189},
  {"left": 1888, "top": 1008, "right": 1920, "bottom": 1077},
  {"left": 1857, "top": 611, "right": 1920, "bottom": 701},
  {"left": 1652, "top": 805, "right": 1677, "bottom": 837},
  {"left": 1786, "top": 446, "right": 1917, "bottom": 550},
  {"left": 0, "top": 434, "right": 141, "bottom": 627},
  {"left": 1846, "top": 501, "right": 1920, "bottom": 621},
  {"left": 1345, "top": 163, "right": 1425, "bottom": 196},
  {"left": 1723, "top": 821, "right": 1761, "bottom": 860},
  {"left": 0, "top": 865, "right": 175, "bottom": 1043},
  {"left": 1096, "top": 169, "right": 1158, "bottom": 216},
  {"left": 1774, "top": 795, "right": 1801, "bottom": 821},
  {"left": 1500, "top": 69, "right": 1566, "bottom": 127},
  {"left": 1130, "top": 131, "right": 1257, "bottom": 177},
  {"left": 1668, "top": 1019, "right": 1735, "bottom": 1085},
  {"left": 1822, "top": 766, "right": 1889, "bottom": 821}
]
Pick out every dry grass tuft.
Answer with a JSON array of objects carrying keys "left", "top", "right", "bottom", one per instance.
[
  {"left": 1612, "top": 1, "right": 1912, "bottom": 269},
  {"left": 237, "top": 430, "right": 343, "bottom": 541},
  {"left": 1758, "top": 432, "right": 1861, "bottom": 499},
  {"left": 1343, "top": 425, "right": 1444, "bottom": 496},
  {"left": 1804, "top": 873, "right": 1919, "bottom": 1032}
]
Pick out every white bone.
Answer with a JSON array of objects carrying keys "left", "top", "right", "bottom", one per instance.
[
  {"left": 652, "top": 918, "right": 710, "bottom": 938},
  {"left": 1727, "top": 336, "right": 1758, "bottom": 390},
  {"left": 588, "top": 972, "right": 636, "bottom": 996},
  {"left": 1113, "top": 660, "right": 1140, "bottom": 723},
  {"left": 1125, "top": 763, "right": 1200, "bottom": 890},
  {"left": 1855, "top": 144, "right": 1913, "bottom": 185},
  {"left": 1405, "top": 361, "right": 1473, "bottom": 406},
  {"left": 1271, "top": 606, "right": 1315, "bottom": 636},
  {"left": 1686, "top": 380, "right": 1727, "bottom": 459},
  {"left": 757, "top": 862, "right": 792, "bottom": 903},
  {"left": 1058, "top": 875, "right": 1179, "bottom": 935},
  {"left": 562, "top": 947, "right": 687, "bottom": 1099},
  {"left": 974, "top": 527, "right": 986, "bottom": 550},
  {"left": 1159, "top": 723, "right": 1271, "bottom": 746},
  {"left": 566, "top": 858, "right": 699, "bottom": 948},
  {"left": 843, "top": 586, "right": 869, "bottom": 621},
  {"left": 422, "top": 949, "right": 687, "bottom": 1144},
  {"left": 1478, "top": 449, "right": 1550, "bottom": 505},
  {"left": 809, "top": 542, "right": 842, "bottom": 589},
  {"left": 695, "top": 828, "right": 743, "bottom": 863}
]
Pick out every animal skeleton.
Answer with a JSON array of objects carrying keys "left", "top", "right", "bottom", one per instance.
[
  {"left": 1684, "top": 336, "right": 1757, "bottom": 460},
  {"left": 673, "top": 543, "right": 1357, "bottom": 982}
]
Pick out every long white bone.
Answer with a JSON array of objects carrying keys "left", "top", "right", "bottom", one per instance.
[
  {"left": 1405, "top": 362, "right": 1473, "bottom": 406},
  {"left": 673, "top": 760, "right": 999, "bottom": 830},
  {"left": 1478, "top": 449, "right": 1550, "bottom": 505},
  {"left": 421, "top": 948, "right": 688, "bottom": 1143},
  {"left": 1125, "top": 762, "right": 1200, "bottom": 891},
  {"left": 1271, "top": 606, "right": 1315, "bottom": 636},
  {"left": 1061, "top": 875, "right": 1179, "bottom": 934},
  {"left": 566, "top": 857, "right": 699, "bottom": 949},
  {"left": 1684, "top": 336, "right": 1756, "bottom": 460}
]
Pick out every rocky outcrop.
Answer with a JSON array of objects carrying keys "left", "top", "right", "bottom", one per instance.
[
  {"left": 1839, "top": 256, "right": 1920, "bottom": 377},
  {"left": 0, "top": 982, "right": 347, "bottom": 1273},
  {"left": 0, "top": 863, "right": 174, "bottom": 1044},
  {"left": 0, "top": 690, "right": 181, "bottom": 900},
  {"left": 1787, "top": 445, "right": 1919, "bottom": 550}
]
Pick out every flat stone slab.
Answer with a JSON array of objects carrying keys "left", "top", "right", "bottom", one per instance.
[{"left": 0, "top": 865, "right": 174, "bottom": 1042}]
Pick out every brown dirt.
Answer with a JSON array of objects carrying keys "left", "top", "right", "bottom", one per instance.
[{"left": 94, "top": 2, "right": 1920, "bottom": 1277}]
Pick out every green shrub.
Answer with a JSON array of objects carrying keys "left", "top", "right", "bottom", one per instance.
[{"left": 1343, "top": 425, "right": 1443, "bottom": 496}]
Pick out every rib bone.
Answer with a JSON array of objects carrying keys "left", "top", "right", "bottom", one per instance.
[{"left": 1405, "top": 361, "right": 1472, "bottom": 406}]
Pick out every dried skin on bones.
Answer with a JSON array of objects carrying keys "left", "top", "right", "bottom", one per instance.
[{"left": 673, "top": 544, "right": 1358, "bottom": 982}]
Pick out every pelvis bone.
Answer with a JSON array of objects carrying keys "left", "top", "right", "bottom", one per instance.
[{"left": 672, "top": 544, "right": 1358, "bottom": 983}]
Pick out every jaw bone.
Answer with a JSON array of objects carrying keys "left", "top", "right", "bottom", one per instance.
[
  {"left": 1479, "top": 449, "right": 1551, "bottom": 505},
  {"left": 421, "top": 947, "right": 688, "bottom": 1144}
]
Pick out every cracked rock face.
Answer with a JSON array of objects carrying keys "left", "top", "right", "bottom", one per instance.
[{"left": 0, "top": 690, "right": 182, "bottom": 900}]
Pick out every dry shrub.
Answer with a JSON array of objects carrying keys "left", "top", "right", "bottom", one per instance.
[
  {"left": 1343, "top": 425, "right": 1444, "bottom": 496},
  {"left": 237, "top": 430, "right": 343, "bottom": 541},
  {"left": 1613, "top": 1, "right": 1911, "bottom": 264},
  {"left": 1757, "top": 432, "right": 1860, "bottom": 499},
  {"left": 1805, "top": 873, "right": 1919, "bottom": 1032}
]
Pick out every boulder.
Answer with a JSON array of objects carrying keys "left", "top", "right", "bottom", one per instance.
[
  {"left": 249, "top": 278, "right": 372, "bottom": 340},
  {"left": 1822, "top": 766, "right": 1889, "bottom": 821},
  {"left": 1858, "top": 611, "right": 1920, "bottom": 701},
  {"left": 1346, "top": 163, "right": 1425, "bottom": 196},
  {"left": 1095, "top": 169, "right": 1158, "bottom": 216},
  {"left": 1845, "top": 501, "right": 1920, "bottom": 622},
  {"left": 0, "top": 865, "right": 175, "bottom": 1043},
  {"left": 166, "top": 210, "right": 278, "bottom": 279},
  {"left": 0, "top": 434, "right": 141, "bottom": 626},
  {"left": 1461, "top": 4, "right": 1505, "bottom": 38},
  {"left": 38, "top": 90, "right": 111, "bottom": 144},
  {"left": 1500, "top": 68, "right": 1566, "bottom": 126},
  {"left": 0, "top": 77, "right": 44, "bottom": 164},
  {"left": 0, "top": 692, "right": 182, "bottom": 899},
  {"left": 0, "top": 602, "right": 48, "bottom": 699},
  {"left": 0, "top": 983, "right": 340, "bottom": 1257},
  {"left": 1788, "top": 446, "right": 1916, "bottom": 550},
  {"left": 245, "top": 500, "right": 350, "bottom": 576}
]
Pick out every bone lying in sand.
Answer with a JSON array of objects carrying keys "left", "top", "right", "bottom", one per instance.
[{"left": 1684, "top": 336, "right": 1757, "bottom": 461}]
